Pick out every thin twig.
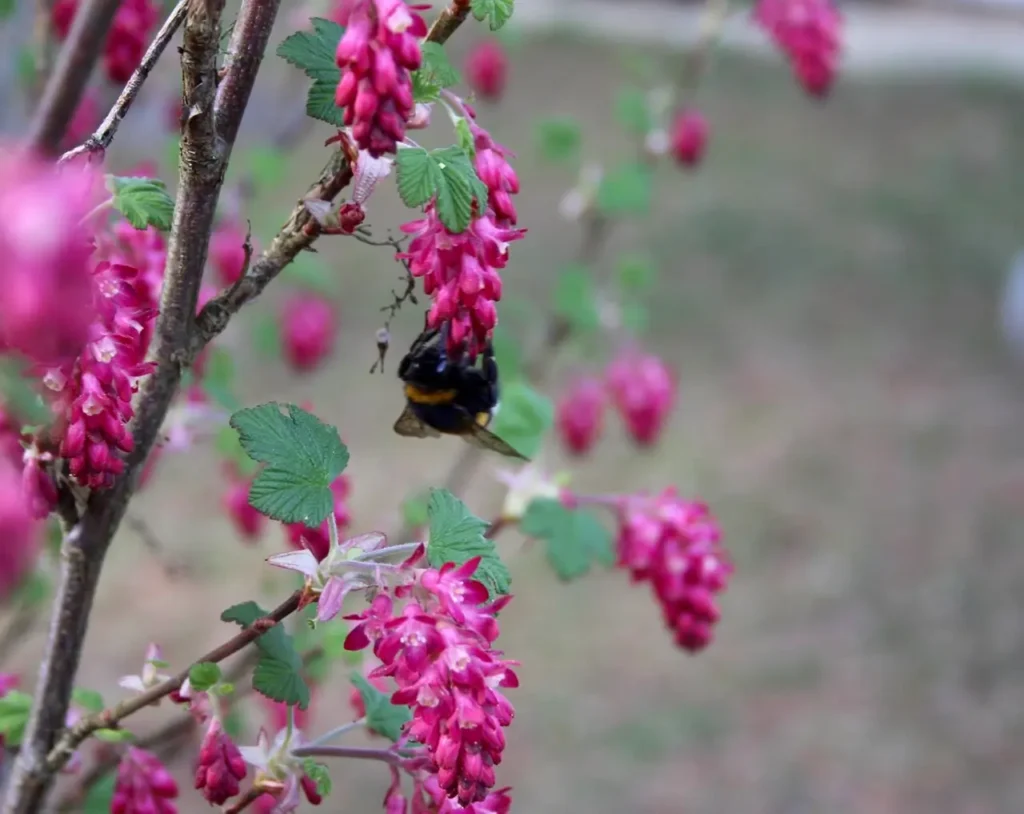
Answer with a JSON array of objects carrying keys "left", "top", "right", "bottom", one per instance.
[
  {"left": 26, "top": 0, "right": 122, "bottom": 156},
  {"left": 354, "top": 229, "right": 417, "bottom": 373},
  {"left": 425, "top": 0, "right": 473, "bottom": 45},
  {"left": 291, "top": 745, "right": 401, "bottom": 764},
  {"left": 122, "top": 512, "right": 191, "bottom": 580},
  {"left": 45, "top": 592, "right": 300, "bottom": 776},
  {"left": 59, "top": 0, "right": 188, "bottom": 165},
  {"left": 223, "top": 787, "right": 264, "bottom": 813}
]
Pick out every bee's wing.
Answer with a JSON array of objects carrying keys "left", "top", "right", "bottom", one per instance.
[
  {"left": 462, "top": 424, "right": 530, "bottom": 461},
  {"left": 393, "top": 404, "right": 442, "bottom": 438}
]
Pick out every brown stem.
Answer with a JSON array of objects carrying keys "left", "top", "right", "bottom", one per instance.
[
  {"left": 59, "top": 0, "right": 188, "bottom": 164},
  {"left": 425, "top": 0, "right": 473, "bottom": 45},
  {"left": 291, "top": 745, "right": 400, "bottom": 764},
  {"left": 223, "top": 787, "right": 265, "bottom": 813},
  {"left": 26, "top": 0, "right": 122, "bottom": 156},
  {"left": 45, "top": 592, "right": 300, "bottom": 776},
  {"left": 30, "top": 0, "right": 57, "bottom": 105}
]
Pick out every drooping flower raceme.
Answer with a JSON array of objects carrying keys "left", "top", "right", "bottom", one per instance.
[
  {"left": 0, "top": 151, "right": 101, "bottom": 368},
  {"left": 46, "top": 260, "right": 159, "bottom": 489},
  {"left": 195, "top": 718, "right": 247, "bottom": 805},
  {"left": 605, "top": 348, "right": 676, "bottom": 446},
  {"left": 400, "top": 204, "right": 525, "bottom": 359},
  {"left": 471, "top": 123, "right": 519, "bottom": 227},
  {"left": 753, "top": 0, "right": 842, "bottom": 97},
  {"left": 52, "top": 0, "right": 159, "bottom": 84},
  {"left": 344, "top": 555, "right": 519, "bottom": 806},
  {"left": 555, "top": 375, "right": 607, "bottom": 456},
  {"left": 615, "top": 487, "right": 732, "bottom": 652},
  {"left": 112, "top": 747, "right": 179, "bottom": 814},
  {"left": 465, "top": 39, "right": 508, "bottom": 102},
  {"left": 334, "top": 0, "right": 427, "bottom": 156},
  {"left": 279, "top": 294, "right": 338, "bottom": 373}
]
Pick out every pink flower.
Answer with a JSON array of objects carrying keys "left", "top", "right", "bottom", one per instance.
[
  {"left": 400, "top": 205, "right": 525, "bottom": 358},
  {"left": 471, "top": 123, "right": 519, "bottom": 227},
  {"left": 285, "top": 475, "right": 352, "bottom": 561},
  {"left": 754, "top": 0, "right": 842, "bottom": 97},
  {"left": 49, "top": 261, "right": 158, "bottom": 489},
  {"left": 223, "top": 466, "right": 265, "bottom": 542},
  {"left": 279, "top": 295, "right": 338, "bottom": 372},
  {"left": 616, "top": 488, "right": 731, "bottom": 652},
  {"left": 209, "top": 220, "right": 249, "bottom": 286},
  {"left": 194, "top": 719, "right": 247, "bottom": 805},
  {"left": 334, "top": 0, "right": 427, "bottom": 156},
  {"left": 0, "top": 151, "right": 101, "bottom": 367},
  {"left": 111, "top": 221, "right": 166, "bottom": 298},
  {"left": 0, "top": 458, "right": 42, "bottom": 602},
  {"left": 345, "top": 558, "right": 518, "bottom": 805},
  {"left": 112, "top": 747, "right": 179, "bottom": 814},
  {"left": 104, "top": 0, "right": 160, "bottom": 83},
  {"left": 555, "top": 375, "right": 606, "bottom": 456},
  {"left": 465, "top": 40, "right": 508, "bottom": 102},
  {"left": 669, "top": 109, "right": 708, "bottom": 168},
  {"left": 52, "top": 0, "right": 159, "bottom": 84},
  {"left": 605, "top": 349, "right": 676, "bottom": 447},
  {"left": 62, "top": 89, "right": 100, "bottom": 150}
]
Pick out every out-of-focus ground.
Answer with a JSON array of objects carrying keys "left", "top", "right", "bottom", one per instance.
[{"left": 7, "top": 9, "right": 1024, "bottom": 814}]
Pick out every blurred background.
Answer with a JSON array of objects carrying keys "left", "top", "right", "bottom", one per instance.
[{"left": 5, "top": 0, "right": 1024, "bottom": 811}]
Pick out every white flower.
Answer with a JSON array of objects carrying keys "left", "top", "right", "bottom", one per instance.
[
  {"left": 494, "top": 460, "right": 569, "bottom": 521},
  {"left": 118, "top": 643, "right": 170, "bottom": 693}
]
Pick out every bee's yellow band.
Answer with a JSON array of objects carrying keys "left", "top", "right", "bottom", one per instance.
[
  {"left": 475, "top": 412, "right": 491, "bottom": 427},
  {"left": 404, "top": 384, "right": 458, "bottom": 405}
]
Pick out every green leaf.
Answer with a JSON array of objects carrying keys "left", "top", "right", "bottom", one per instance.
[
  {"left": 106, "top": 176, "right": 175, "bottom": 231},
  {"left": 395, "top": 146, "right": 487, "bottom": 233},
  {"left": 426, "top": 489, "right": 511, "bottom": 596},
  {"left": 302, "top": 760, "right": 333, "bottom": 797},
  {"left": 244, "top": 145, "right": 288, "bottom": 190},
  {"left": 412, "top": 42, "right": 460, "bottom": 103},
  {"left": 82, "top": 773, "right": 116, "bottom": 814},
  {"left": 212, "top": 682, "right": 236, "bottom": 696},
  {"left": 201, "top": 346, "right": 240, "bottom": 411},
  {"left": 15, "top": 47, "right": 34, "bottom": 91},
  {"left": 222, "top": 704, "right": 246, "bottom": 740},
  {"left": 470, "top": 0, "right": 515, "bottom": 31},
  {"left": 615, "top": 87, "right": 652, "bottom": 135},
  {"left": 0, "top": 0, "right": 16, "bottom": 21},
  {"left": 401, "top": 490, "right": 431, "bottom": 529},
  {"left": 520, "top": 498, "right": 614, "bottom": 581},
  {"left": 0, "top": 358, "right": 51, "bottom": 425},
  {"left": 553, "top": 264, "right": 600, "bottom": 335},
  {"left": 221, "top": 602, "right": 311, "bottom": 709},
  {"left": 350, "top": 672, "right": 411, "bottom": 741},
  {"left": 536, "top": 117, "right": 581, "bottom": 164},
  {"left": 490, "top": 324, "right": 522, "bottom": 382},
  {"left": 94, "top": 728, "right": 136, "bottom": 743},
  {"left": 280, "top": 252, "right": 337, "bottom": 296},
  {"left": 189, "top": 662, "right": 222, "bottom": 692},
  {"left": 488, "top": 379, "right": 553, "bottom": 460},
  {"left": 252, "top": 313, "right": 282, "bottom": 358},
  {"left": 230, "top": 403, "right": 349, "bottom": 527},
  {"left": 11, "top": 570, "right": 50, "bottom": 608},
  {"left": 621, "top": 302, "right": 650, "bottom": 335},
  {"left": 276, "top": 18, "right": 345, "bottom": 126},
  {"left": 455, "top": 117, "right": 474, "bottom": 155},
  {"left": 597, "top": 163, "right": 654, "bottom": 216},
  {"left": 0, "top": 691, "right": 32, "bottom": 747},
  {"left": 617, "top": 253, "right": 658, "bottom": 295},
  {"left": 215, "top": 425, "right": 259, "bottom": 477},
  {"left": 71, "top": 688, "right": 105, "bottom": 713}
]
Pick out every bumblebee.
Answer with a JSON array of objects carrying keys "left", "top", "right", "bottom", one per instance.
[{"left": 393, "top": 326, "right": 529, "bottom": 461}]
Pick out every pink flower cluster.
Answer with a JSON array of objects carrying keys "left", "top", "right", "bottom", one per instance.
[
  {"left": 195, "top": 719, "right": 247, "bottom": 805},
  {"left": 464, "top": 40, "right": 508, "bottom": 102},
  {"left": 555, "top": 349, "right": 676, "bottom": 455},
  {"left": 334, "top": 0, "right": 427, "bottom": 156},
  {"left": 753, "top": 0, "right": 842, "bottom": 97},
  {"left": 0, "top": 152, "right": 100, "bottom": 368},
  {"left": 280, "top": 294, "right": 338, "bottom": 373},
  {"left": 344, "top": 556, "right": 518, "bottom": 806},
  {"left": 112, "top": 747, "right": 179, "bottom": 814},
  {"left": 52, "top": 0, "right": 159, "bottom": 84},
  {"left": 615, "top": 488, "right": 731, "bottom": 652},
  {"left": 46, "top": 259, "right": 158, "bottom": 489},
  {"left": 669, "top": 109, "right": 709, "bottom": 168}
]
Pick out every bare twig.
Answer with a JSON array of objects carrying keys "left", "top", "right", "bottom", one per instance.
[
  {"left": 59, "top": 1, "right": 188, "bottom": 165},
  {"left": 26, "top": 0, "right": 122, "bottom": 156},
  {"left": 353, "top": 228, "right": 417, "bottom": 373},
  {"left": 45, "top": 592, "right": 300, "bottom": 778},
  {"left": 291, "top": 744, "right": 401, "bottom": 764},
  {"left": 426, "top": 0, "right": 473, "bottom": 45},
  {"left": 122, "top": 512, "right": 191, "bottom": 580},
  {"left": 223, "top": 787, "right": 264, "bottom": 814}
]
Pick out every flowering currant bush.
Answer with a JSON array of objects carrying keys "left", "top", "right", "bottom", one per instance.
[{"left": 0, "top": 0, "right": 843, "bottom": 811}]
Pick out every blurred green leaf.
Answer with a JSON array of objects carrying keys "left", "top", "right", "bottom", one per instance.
[
  {"left": 82, "top": 773, "right": 116, "bottom": 814},
  {"left": 553, "top": 264, "right": 600, "bottom": 335},
  {"left": 470, "top": 0, "right": 515, "bottom": 31},
  {"left": 245, "top": 145, "right": 288, "bottom": 190},
  {"left": 490, "top": 323, "right": 522, "bottom": 381},
  {"left": 615, "top": 87, "right": 652, "bottom": 135},
  {"left": 0, "top": 691, "right": 32, "bottom": 746},
  {"left": 597, "top": 163, "right": 654, "bottom": 216},
  {"left": 106, "top": 176, "right": 175, "bottom": 231},
  {"left": 280, "top": 252, "right": 336, "bottom": 296},
  {"left": 489, "top": 379, "right": 553, "bottom": 459},
  {"left": 617, "top": 253, "right": 658, "bottom": 294},
  {"left": 520, "top": 498, "right": 614, "bottom": 581},
  {"left": 72, "top": 688, "right": 105, "bottom": 713},
  {"left": 276, "top": 17, "right": 345, "bottom": 126},
  {"left": 188, "top": 662, "right": 222, "bottom": 692},
  {"left": 412, "top": 42, "right": 460, "bottom": 103},
  {"left": 535, "top": 117, "right": 581, "bottom": 164},
  {"left": 0, "top": 359, "right": 51, "bottom": 425}
]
